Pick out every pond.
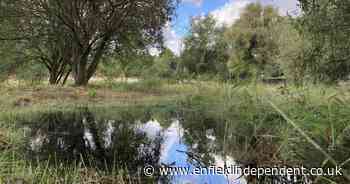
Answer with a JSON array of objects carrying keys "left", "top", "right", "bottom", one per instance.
[{"left": 22, "top": 109, "right": 247, "bottom": 184}]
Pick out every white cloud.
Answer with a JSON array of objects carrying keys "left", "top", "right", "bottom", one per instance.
[
  {"left": 148, "top": 47, "right": 161, "bottom": 56},
  {"left": 158, "top": 0, "right": 299, "bottom": 56},
  {"left": 265, "top": 0, "right": 300, "bottom": 16},
  {"left": 182, "top": 0, "right": 203, "bottom": 7},
  {"left": 210, "top": 0, "right": 299, "bottom": 27},
  {"left": 211, "top": 0, "right": 250, "bottom": 27},
  {"left": 160, "top": 120, "right": 184, "bottom": 162},
  {"left": 162, "top": 23, "right": 184, "bottom": 56},
  {"left": 138, "top": 120, "right": 163, "bottom": 139},
  {"left": 149, "top": 23, "right": 184, "bottom": 56}
]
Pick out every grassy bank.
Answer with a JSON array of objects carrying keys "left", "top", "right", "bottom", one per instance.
[
  {"left": 177, "top": 83, "right": 350, "bottom": 183},
  {"left": 0, "top": 79, "right": 349, "bottom": 183}
]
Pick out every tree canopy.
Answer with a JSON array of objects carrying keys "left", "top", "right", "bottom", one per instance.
[
  {"left": 181, "top": 15, "right": 229, "bottom": 77},
  {"left": 298, "top": 0, "right": 350, "bottom": 82},
  {"left": 224, "top": 3, "right": 282, "bottom": 81},
  {"left": 0, "top": 0, "right": 177, "bottom": 85}
]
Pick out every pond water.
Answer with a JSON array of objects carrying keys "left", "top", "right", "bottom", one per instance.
[{"left": 23, "top": 110, "right": 247, "bottom": 184}]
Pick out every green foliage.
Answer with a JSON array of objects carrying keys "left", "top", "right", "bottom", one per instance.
[
  {"left": 225, "top": 3, "right": 282, "bottom": 81},
  {"left": 99, "top": 52, "right": 154, "bottom": 81},
  {"left": 0, "top": 41, "right": 26, "bottom": 81},
  {"left": 181, "top": 84, "right": 350, "bottom": 183},
  {"left": 298, "top": 0, "right": 350, "bottom": 82},
  {"left": 0, "top": 0, "right": 348, "bottom": 87},
  {"left": 87, "top": 88, "right": 97, "bottom": 99},
  {"left": 137, "top": 78, "right": 164, "bottom": 92},
  {"left": 147, "top": 49, "right": 178, "bottom": 78},
  {"left": 1, "top": 0, "right": 178, "bottom": 86},
  {"left": 15, "top": 61, "right": 45, "bottom": 78},
  {"left": 180, "top": 15, "right": 229, "bottom": 78},
  {"left": 274, "top": 18, "right": 311, "bottom": 86}
]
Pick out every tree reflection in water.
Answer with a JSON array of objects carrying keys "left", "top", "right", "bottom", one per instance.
[
  {"left": 23, "top": 108, "right": 247, "bottom": 184},
  {"left": 25, "top": 109, "right": 163, "bottom": 177}
]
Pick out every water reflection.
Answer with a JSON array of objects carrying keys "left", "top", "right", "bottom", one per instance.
[
  {"left": 26, "top": 110, "right": 162, "bottom": 174},
  {"left": 159, "top": 121, "right": 245, "bottom": 184},
  {"left": 23, "top": 109, "right": 246, "bottom": 184}
]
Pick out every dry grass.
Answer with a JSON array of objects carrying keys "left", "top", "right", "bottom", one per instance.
[
  {"left": 0, "top": 129, "right": 10, "bottom": 151},
  {"left": 0, "top": 81, "right": 186, "bottom": 112}
]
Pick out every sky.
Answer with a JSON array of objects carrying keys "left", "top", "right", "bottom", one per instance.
[{"left": 163, "top": 0, "right": 300, "bottom": 55}]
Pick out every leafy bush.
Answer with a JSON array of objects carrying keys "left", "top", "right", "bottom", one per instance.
[{"left": 88, "top": 88, "right": 97, "bottom": 99}]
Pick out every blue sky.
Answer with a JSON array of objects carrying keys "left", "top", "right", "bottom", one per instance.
[
  {"left": 172, "top": 0, "right": 229, "bottom": 36},
  {"left": 162, "top": 0, "right": 299, "bottom": 55}
]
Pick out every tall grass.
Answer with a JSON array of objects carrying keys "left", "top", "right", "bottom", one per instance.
[{"left": 177, "top": 82, "right": 350, "bottom": 183}]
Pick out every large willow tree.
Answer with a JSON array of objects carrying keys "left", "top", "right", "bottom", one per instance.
[
  {"left": 181, "top": 15, "right": 229, "bottom": 76},
  {"left": 0, "top": 0, "right": 177, "bottom": 85},
  {"left": 224, "top": 3, "right": 281, "bottom": 81}
]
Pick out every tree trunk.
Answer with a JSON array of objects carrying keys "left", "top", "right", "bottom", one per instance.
[
  {"left": 74, "top": 76, "right": 88, "bottom": 86},
  {"left": 45, "top": 56, "right": 69, "bottom": 86},
  {"left": 48, "top": 68, "right": 64, "bottom": 85},
  {"left": 73, "top": 53, "right": 89, "bottom": 86},
  {"left": 72, "top": 36, "right": 109, "bottom": 86},
  {"left": 48, "top": 67, "right": 69, "bottom": 85},
  {"left": 74, "top": 38, "right": 108, "bottom": 86},
  {"left": 61, "top": 69, "right": 71, "bottom": 86},
  {"left": 74, "top": 64, "right": 89, "bottom": 86},
  {"left": 49, "top": 72, "right": 59, "bottom": 85}
]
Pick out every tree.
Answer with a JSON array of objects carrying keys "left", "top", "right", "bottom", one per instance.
[
  {"left": 32, "top": 24, "right": 74, "bottom": 85},
  {"left": 0, "top": 42, "right": 18, "bottom": 81},
  {"left": 1, "top": 0, "right": 177, "bottom": 86},
  {"left": 298, "top": 0, "right": 350, "bottom": 82},
  {"left": 224, "top": 3, "right": 282, "bottom": 81},
  {"left": 181, "top": 15, "right": 229, "bottom": 77},
  {"left": 0, "top": 0, "right": 69, "bottom": 85},
  {"left": 0, "top": 1, "right": 27, "bottom": 81},
  {"left": 151, "top": 48, "right": 178, "bottom": 78},
  {"left": 273, "top": 18, "right": 310, "bottom": 86},
  {"left": 99, "top": 44, "right": 154, "bottom": 81}
]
